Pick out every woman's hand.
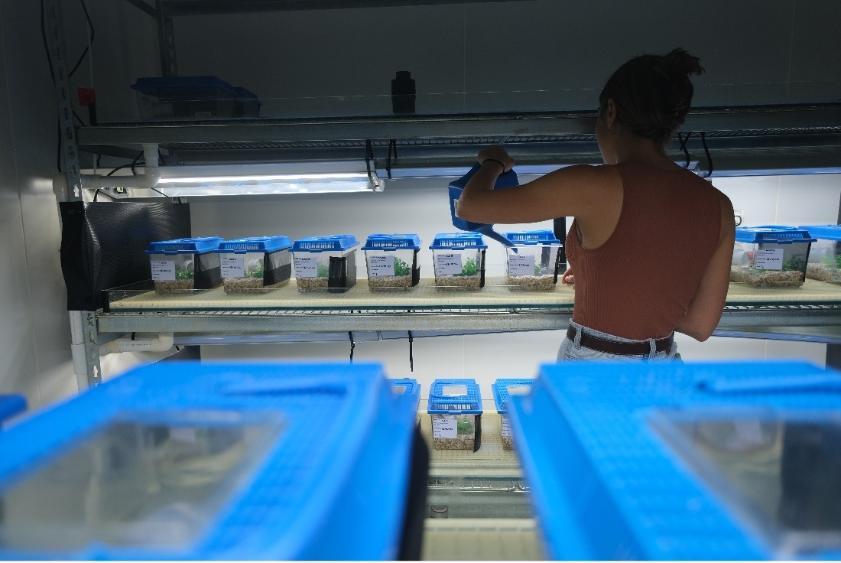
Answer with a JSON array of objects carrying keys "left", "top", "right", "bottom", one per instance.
[
  {"left": 477, "top": 146, "right": 514, "bottom": 173},
  {"left": 561, "top": 266, "right": 574, "bottom": 285}
]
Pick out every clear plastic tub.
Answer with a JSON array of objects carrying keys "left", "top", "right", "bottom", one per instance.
[
  {"left": 146, "top": 237, "right": 222, "bottom": 294},
  {"left": 427, "top": 379, "right": 482, "bottom": 451},
  {"left": 292, "top": 235, "right": 359, "bottom": 293},
  {"left": 798, "top": 225, "right": 841, "bottom": 284},
  {"left": 730, "top": 226, "right": 814, "bottom": 288},
  {"left": 217, "top": 236, "right": 293, "bottom": 294},
  {"left": 492, "top": 379, "right": 534, "bottom": 450},
  {"left": 503, "top": 230, "right": 563, "bottom": 291},
  {"left": 429, "top": 233, "right": 487, "bottom": 291},
  {"left": 131, "top": 77, "right": 260, "bottom": 121},
  {"left": 362, "top": 234, "right": 421, "bottom": 291}
]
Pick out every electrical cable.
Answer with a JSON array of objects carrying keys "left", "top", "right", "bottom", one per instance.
[
  {"left": 677, "top": 132, "right": 693, "bottom": 169},
  {"left": 700, "top": 131, "right": 714, "bottom": 178},
  {"left": 68, "top": 0, "right": 95, "bottom": 78},
  {"left": 348, "top": 331, "right": 356, "bottom": 363},
  {"left": 408, "top": 330, "right": 414, "bottom": 373}
]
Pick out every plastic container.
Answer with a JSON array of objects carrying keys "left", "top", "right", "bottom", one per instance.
[
  {"left": 0, "top": 362, "right": 417, "bottom": 560},
  {"left": 391, "top": 378, "right": 421, "bottom": 414},
  {"left": 217, "top": 236, "right": 292, "bottom": 294},
  {"left": 507, "top": 360, "right": 841, "bottom": 560},
  {"left": 492, "top": 379, "right": 533, "bottom": 450},
  {"left": 362, "top": 234, "right": 421, "bottom": 291},
  {"left": 503, "top": 231, "right": 563, "bottom": 291},
  {"left": 429, "top": 233, "right": 487, "bottom": 291},
  {"left": 146, "top": 237, "right": 223, "bottom": 294},
  {"left": 449, "top": 164, "right": 520, "bottom": 247},
  {"left": 798, "top": 225, "right": 841, "bottom": 283},
  {"left": 427, "top": 378, "right": 482, "bottom": 451},
  {"left": 0, "top": 394, "right": 26, "bottom": 428},
  {"left": 730, "top": 226, "right": 815, "bottom": 288},
  {"left": 131, "top": 76, "right": 260, "bottom": 121},
  {"left": 292, "top": 235, "right": 359, "bottom": 293}
]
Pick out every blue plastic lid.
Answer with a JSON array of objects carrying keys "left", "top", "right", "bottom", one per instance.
[
  {"left": 131, "top": 76, "right": 248, "bottom": 98},
  {"left": 503, "top": 230, "right": 562, "bottom": 246},
  {"left": 292, "top": 235, "right": 359, "bottom": 253},
  {"left": 0, "top": 395, "right": 26, "bottom": 426},
  {"left": 429, "top": 233, "right": 487, "bottom": 250},
  {"left": 798, "top": 225, "right": 841, "bottom": 241},
  {"left": 428, "top": 378, "right": 482, "bottom": 414},
  {"left": 218, "top": 236, "right": 292, "bottom": 254},
  {"left": 492, "top": 379, "right": 534, "bottom": 414},
  {"left": 362, "top": 233, "right": 421, "bottom": 251},
  {"left": 0, "top": 362, "right": 416, "bottom": 560},
  {"left": 390, "top": 378, "right": 421, "bottom": 413},
  {"left": 735, "top": 226, "right": 816, "bottom": 244},
  {"left": 146, "top": 236, "right": 223, "bottom": 255}
]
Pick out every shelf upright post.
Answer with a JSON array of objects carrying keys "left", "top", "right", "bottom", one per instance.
[
  {"left": 156, "top": 0, "right": 178, "bottom": 76},
  {"left": 827, "top": 204, "right": 841, "bottom": 369},
  {"left": 44, "top": 0, "right": 103, "bottom": 390}
]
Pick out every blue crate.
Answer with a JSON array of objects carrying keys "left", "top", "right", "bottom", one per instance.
[
  {"left": 427, "top": 378, "right": 482, "bottom": 414},
  {"left": 0, "top": 394, "right": 26, "bottom": 427},
  {"left": 492, "top": 378, "right": 534, "bottom": 414},
  {"left": 508, "top": 360, "right": 841, "bottom": 560},
  {"left": 0, "top": 362, "right": 416, "bottom": 560},
  {"left": 390, "top": 378, "right": 421, "bottom": 413}
]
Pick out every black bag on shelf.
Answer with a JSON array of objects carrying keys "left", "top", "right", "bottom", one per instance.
[{"left": 60, "top": 201, "right": 191, "bottom": 310}]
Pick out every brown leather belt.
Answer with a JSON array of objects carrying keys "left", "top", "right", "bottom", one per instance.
[{"left": 566, "top": 326, "right": 673, "bottom": 356}]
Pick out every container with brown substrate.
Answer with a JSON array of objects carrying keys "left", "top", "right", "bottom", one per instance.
[
  {"left": 798, "top": 225, "right": 841, "bottom": 284},
  {"left": 430, "top": 233, "right": 486, "bottom": 291},
  {"left": 730, "top": 226, "right": 814, "bottom": 288},
  {"left": 362, "top": 234, "right": 421, "bottom": 292},
  {"left": 146, "top": 237, "right": 223, "bottom": 294},
  {"left": 292, "top": 235, "right": 359, "bottom": 293},
  {"left": 492, "top": 379, "right": 534, "bottom": 451},
  {"left": 217, "top": 236, "right": 293, "bottom": 294},
  {"left": 428, "top": 378, "right": 482, "bottom": 452},
  {"left": 503, "top": 230, "right": 564, "bottom": 291}
]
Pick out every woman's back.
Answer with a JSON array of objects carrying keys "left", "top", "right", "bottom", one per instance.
[{"left": 566, "top": 162, "right": 723, "bottom": 340}]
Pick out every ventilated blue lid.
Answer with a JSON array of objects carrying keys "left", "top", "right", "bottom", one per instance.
[
  {"left": 390, "top": 378, "right": 421, "bottom": 412},
  {"left": 146, "top": 236, "right": 223, "bottom": 255},
  {"left": 508, "top": 360, "right": 840, "bottom": 560},
  {"left": 429, "top": 233, "right": 487, "bottom": 250},
  {"left": 798, "top": 225, "right": 841, "bottom": 241},
  {"left": 362, "top": 233, "right": 421, "bottom": 251},
  {"left": 292, "top": 235, "right": 359, "bottom": 253},
  {"left": 735, "top": 226, "right": 816, "bottom": 244},
  {"left": 492, "top": 379, "right": 534, "bottom": 414},
  {"left": 218, "top": 236, "right": 292, "bottom": 254},
  {"left": 428, "top": 378, "right": 482, "bottom": 414},
  {"left": 131, "top": 76, "right": 244, "bottom": 98},
  {"left": 503, "top": 231, "right": 561, "bottom": 246},
  {"left": 0, "top": 362, "right": 416, "bottom": 560},
  {"left": 0, "top": 394, "right": 26, "bottom": 426}
]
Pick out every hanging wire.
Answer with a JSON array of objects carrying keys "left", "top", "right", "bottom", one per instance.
[
  {"left": 364, "top": 140, "right": 375, "bottom": 184},
  {"left": 386, "top": 139, "right": 398, "bottom": 179},
  {"left": 408, "top": 330, "right": 414, "bottom": 373},
  {"left": 348, "top": 331, "right": 356, "bottom": 363},
  {"left": 677, "top": 131, "right": 693, "bottom": 169},
  {"left": 700, "top": 131, "right": 714, "bottom": 178}
]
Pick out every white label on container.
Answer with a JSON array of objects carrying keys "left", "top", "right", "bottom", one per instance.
[
  {"left": 220, "top": 254, "right": 245, "bottom": 279},
  {"left": 170, "top": 427, "right": 198, "bottom": 443},
  {"left": 369, "top": 255, "right": 395, "bottom": 277},
  {"left": 501, "top": 417, "right": 512, "bottom": 439},
  {"left": 508, "top": 385, "right": 532, "bottom": 396},
  {"left": 435, "top": 253, "right": 463, "bottom": 276},
  {"left": 755, "top": 248, "right": 784, "bottom": 270},
  {"left": 151, "top": 260, "right": 176, "bottom": 281},
  {"left": 432, "top": 415, "right": 458, "bottom": 439},
  {"left": 509, "top": 255, "right": 536, "bottom": 276},
  {"left": 295, "top": 255, "right": 319, "bottom": 278}
]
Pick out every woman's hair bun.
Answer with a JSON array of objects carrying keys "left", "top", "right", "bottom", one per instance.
[{"left": 664, "top": 48, "right": 705, "bottom": 77}]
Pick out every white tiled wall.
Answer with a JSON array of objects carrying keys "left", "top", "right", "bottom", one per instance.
[{"left": 191, "top": 172, "right": 841, "bottom": 395}]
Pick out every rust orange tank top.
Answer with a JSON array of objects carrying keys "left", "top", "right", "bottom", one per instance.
[{"left": 566, "top": 162, "right": 722, "bottom": 340}]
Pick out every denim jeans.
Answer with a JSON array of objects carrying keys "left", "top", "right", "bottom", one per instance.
[{"left": 558, "top": 320, "right": 680, "bottom": 361}]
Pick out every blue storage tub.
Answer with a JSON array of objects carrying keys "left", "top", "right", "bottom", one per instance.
[
  {"left": 491, "top": 378, "right": 533, "bottom": 450},
  {"left": 448, "top": 164, "right": 520, "bottom": 248},
  {"left": 798, "top": 225, "right": 841, "bottom": 284},
  {"left": 146, "top": 236, "right": 224, "bottom": 293},
  {"left": 429, "top": 233, "right": 487, "bottom": 290},
  {"left": 216, "top": 236, "right": 293, "bottom": 293},
  {"left": 391, "top": 378, "right": 421, "bottom": 414},
  {"left": 131, "top": 76, "right": 260, "bottom": 121},
  {"left": 0, "top": 394, "right": 26, "bottom": 428},
  {"left": 427, "top": 378, "right": 482, "bottom": 451},
  {"left": 0, "top": 362, "right": 416, "bottom": 560},
  {"left": 292, "top": 235, "right": 360, "bottom": 293},
  {"left": 508, "top": 360, "right": 841, "bottom": 559},
  {"left": 362, "top": 234, "right": 422, "bottom": 291},
  {"left": 732, "top": 226, "right": 815, "bottom": 288}
]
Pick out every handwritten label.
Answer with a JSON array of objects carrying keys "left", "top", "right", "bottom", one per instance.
[
  {"left": 220, "top": 254, "right": 245, "bottom": 279},
  {"left": 435, "top": 253, "right": 463, "bottom": 276},
  {"left": 295, "top": 255, "right": 319, "bottom": 278},
  {"left": 368, "top": 255, "right": 395, "bottom": 277},
  {"left": 432, "top": 414, "right": 457, "bottom": 439},
  {"left": 755, "top": 248, "right": 784, "bottom": 271},
  {"left": 150, "top": 260, "right": 175, "bottom": 282},
  {"left": 508, "top": 255, "right": 536, "bottom": 276}
]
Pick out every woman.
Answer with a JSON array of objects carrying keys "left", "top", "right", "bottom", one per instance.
[{"left": 457, "top": 48, "right": 735, "bottom": 360}]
